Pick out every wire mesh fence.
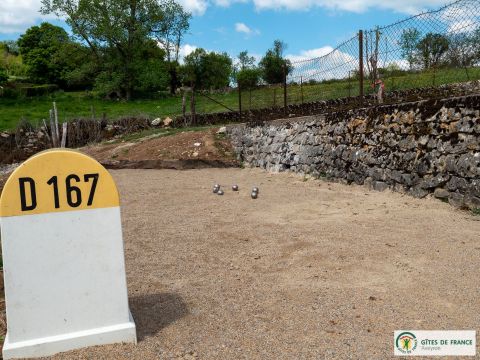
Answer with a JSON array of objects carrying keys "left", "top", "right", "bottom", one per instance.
[
  {"left": 185, "top": 0, "right": 480, "bottom": 120},
  {"left": 284, "top": 0, "right": 480, "bottom": 108}
]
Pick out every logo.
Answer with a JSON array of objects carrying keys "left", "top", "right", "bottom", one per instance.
[{"left": 396, "top": 332, "right": 418, "bottom": 354}]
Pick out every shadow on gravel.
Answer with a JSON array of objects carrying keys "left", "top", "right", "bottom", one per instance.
[{"left": 129, "top": 292, "right": 188, "bottom": 342}]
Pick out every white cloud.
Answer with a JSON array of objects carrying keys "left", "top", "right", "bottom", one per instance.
[
  {"left": 235, "top": 22, "right": 260, "bottom": 37},
  {"left": 286, "top": 46, "right": 335, "bottom": 62},
  {"left": 235, "top": 22, "right": 251, "bottom": 34},
  {"left": 287, "top": 46, "right": 357, "bottom": 82},
  {"left": 212, "top": 0, "right": 450, "bottom": 14},
  {"left": 177, "top": 0, "right": 209, "bottom": 16},
  {"left": 215, "top": 0, "right": 248, "bottom": 6},
  {"left": 179, "top": 43, "right": 198, "bottom": 60},
  {"left": 0, "top": 0, "right": 55, "bottom": 33}
]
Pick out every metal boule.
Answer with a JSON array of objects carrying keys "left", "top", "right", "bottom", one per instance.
[
  {"left": 217, "top": 190, "right": 224, "bottom": 196},
  {"left": 251, "top": 191, "right": 258, "bottom": 199},
  {"left": 232, "top": 185, "right": 239, "bottom": 191},
  {"left": 252, "top": 187, "right": 259, "bottom": 194}
]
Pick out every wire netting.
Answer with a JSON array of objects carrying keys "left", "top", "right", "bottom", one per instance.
[{"left": 285, "top": 0, "right": 480, "bottom": 106}]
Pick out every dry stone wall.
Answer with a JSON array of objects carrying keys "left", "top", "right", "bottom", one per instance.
[{"left": 228, "top": 95, "right": 480, "bottom": 210}]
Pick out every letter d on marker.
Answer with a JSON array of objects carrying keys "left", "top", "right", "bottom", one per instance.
[{"left": 19, "top": 177, "right": 37, "bottom": 212}]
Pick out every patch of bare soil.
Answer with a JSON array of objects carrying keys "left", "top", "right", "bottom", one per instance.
[
  {"left": 39, "top": 168, "right": 479, "bottom": 359},
  {"left": 82, "top": 128, "right": 238, "bottom": 169}
]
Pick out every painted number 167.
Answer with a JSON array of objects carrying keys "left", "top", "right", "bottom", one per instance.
[{"left": 19, "top": 174, "right": 99, "bottom": 211}]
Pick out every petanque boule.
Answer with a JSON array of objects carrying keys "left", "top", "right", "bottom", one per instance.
[
  {"left": 232, "top": 185, "right": 239, "bottom": 191},
  {"left": 213, "top": 187, "right": 219, "bottom": 193},
  {"left": 252, "top": 187, "right": 259, "bottom": 194},
  {"left": 251, "top": 191, "right": 258, "bottom": 199},
  {"left": 217, "top": 190, "right": 225, "bottom": 196}
]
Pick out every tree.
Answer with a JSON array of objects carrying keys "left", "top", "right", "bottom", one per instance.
[
  {"left": 182, "top": 48, "right": 233, "bottom": 90},
  {"left": 235, "top": 51, "right": 260, "bottom": 89},
  {"left": 151, "top": 0, "right": 191, "bottom": 94},
  {"left": 400, "top": 28, "right": 421, "bottom": 70},
  {"left": 238, "top": 50, "right": 256, "bottom": 70},
  {"left": 17, "top": 23, "right": 71, "bottom": 84},
  {"left": 259, "top": 40, "right": 292, "bottom": 85},
  {"left": 41, "top": 0, "right": 164, "bottom": 99},
  {"left": 0, "top": 41, "right": 26, "bottom": 77},
  {"left": 416, "top": 33, "right": 449, "bottom": 69},
  {"left": 236, "top": 68, "right": 261, "bottom": 89}
]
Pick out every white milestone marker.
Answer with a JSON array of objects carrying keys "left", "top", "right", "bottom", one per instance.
[{"left": 0, "top": 150, "right": 136, "bottom": 359}]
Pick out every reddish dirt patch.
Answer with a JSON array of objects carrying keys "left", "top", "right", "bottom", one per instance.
[{"left": 82, "top": 128, "right": 238, "bottom": 168}]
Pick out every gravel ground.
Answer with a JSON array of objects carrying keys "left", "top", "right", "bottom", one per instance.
[{"left": 33, "top": 168, "right": 480, "bottom": 359}]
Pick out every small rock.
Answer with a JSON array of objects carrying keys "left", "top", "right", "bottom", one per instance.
[
  {"left": 410, "top": 186, "right": 429, "bottom": 199},
  {"left": 151, "top": 118, "right": 162, "bottom": 126},
  {"left": 449, "top": 192, "right": 465, "bottom": 208},
  {"left": 372, "top": 181, "right": 389, "bottom": 192},
  {"left": 163, "top": 117, "right": 173, "bottom": 127},
  {"left": 217, "top": 126, "right": 227, "bottom": 134},
  {"left": 434, "top": 188, "right": 450, "bottom": 199}
]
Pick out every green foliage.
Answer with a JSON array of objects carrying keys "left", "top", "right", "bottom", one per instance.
[
  {"left": 259, "top": 40, "right": 293, "bottom": 85},
  {"left": 18, "top": 22, "right": 71, "bottom": 84},
  {"left": 182, "top": 48, "right": 233, "bottom": 90},
  {"left": 416, "top": 33, "right": 449, "bottom": 69},
  {"left": 0, "top": 41, "right": 26, "bottom": 77},
  {"left": 151, "top": 0, "right": 191, "bottom": 94},
  {"left": 238, "top": 50, "right": 256, "bottom": 70},
  {"left": 400, "top": 28, "right": 421, "bottom": 70},
  {"left": 0, "top": 68, "right": 8, "bottom": 84},
  {"left": 41, "top": 0, "right": 190, "bottom": 99},
  {"left": 237, "top": 68, "right": 261, "bottom": 89}
]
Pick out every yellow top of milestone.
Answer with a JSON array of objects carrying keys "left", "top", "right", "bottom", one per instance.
[{"left": 0, "top": 149, "right": 120, "bottom": 217}]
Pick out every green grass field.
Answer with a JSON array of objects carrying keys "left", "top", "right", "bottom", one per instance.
[{"left": 1, "top": 66, "right": 479, "bottom": 131}]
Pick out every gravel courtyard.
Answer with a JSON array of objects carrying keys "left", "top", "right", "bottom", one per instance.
[{"left": 49, "top": 168, "right": 480, "bottom": 359}]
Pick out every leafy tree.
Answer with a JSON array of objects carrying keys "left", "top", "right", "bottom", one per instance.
[
  {"left": 0, "top": 41, "right": 20, "bottom": 56},
  {"left": 238, "top": 50, "right": 256, "bottom": 70},
  {"left": 17, "top": 23, "right": 70, "bottom": 84},
  {"left": 0, "top": 41, "right": 26, "bottom": 77},
  {"left": 259, "top": 40, "right": 292, "bottom": 85},
  {"left": 41, "top": 0, "right": 164, "bottom": 99},
  {"left": 54, "top": 42, "right": 97, "bottom": 89},
  {"left": 151, "top": 0, "right": 191, "bottom": 94},
  {"left": 416, "top": 33, "right": 449, "bottom": 69},
  {"left": 446, "top": 30, "right": 480, "bottom": 68},
  {"left": 182, "top": 48, "right": 233, "bottom": 90},
  {"left": 235, "top": 50, "right": 260, "bottom": 89},
  {"left": 400, "top": 28, "right": 421, "bottom": 70},
  {"left": 236, "top": 68, "right": 261, "bottom": 89}
]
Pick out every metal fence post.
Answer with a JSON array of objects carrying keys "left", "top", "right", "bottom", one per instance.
[
  {"left": 300, "top": 76, "right": 304, "bottom": 104},
  {"left": 359, "top": 30, "right": 364, "bottom": 106},
  {"left": 283, "top": 64, "right": 287, "bottom": 117}
]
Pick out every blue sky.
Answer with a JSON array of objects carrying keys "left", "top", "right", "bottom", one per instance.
[{"left": 0, "top": 0, "right": 451, "bottom": 61}]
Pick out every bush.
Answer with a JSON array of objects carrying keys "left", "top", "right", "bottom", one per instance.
[
  {"left": 0, "top": 68, "right": 8, "bottom": 85},
  {"left": 21, "top": 84, "right": 59, "bottom": 97}
]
